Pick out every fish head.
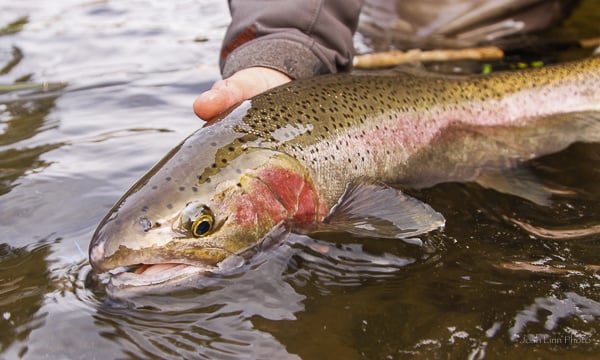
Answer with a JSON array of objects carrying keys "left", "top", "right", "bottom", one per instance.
[
  {"left": 89, "top": 107, "right": 322, "bottom": 292},
  {"left": 90, "top": 173, "right": 279, "bottom": 266}
]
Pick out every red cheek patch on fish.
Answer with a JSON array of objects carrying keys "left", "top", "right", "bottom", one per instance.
[
  {"left": 295, "top": 180, "right": 326, "bottom": 223},
  {"left": 255, "top": 167, "right": 323, "bottom": 224},
  {"left": 233, "top": 180, "right": 287, "bottom": 227}
]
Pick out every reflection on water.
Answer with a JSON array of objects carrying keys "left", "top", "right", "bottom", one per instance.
[
  {"left": 93, "top": 238, "right": 306, "bottom": 359},
  {"left": 0, "top": 241, "right": 52, "bottom": 355},
  {"left": 89, "top": 234, "right": 420, "bottom": 359},
  {"left": 511, "top": 292, "right": 600, "bottom": 341},
  {"left": 0, "top": 91, "right": 64, "bottom": 195},
  {"left": 0, "top": 0, "right": 599, "bottom": 359}
]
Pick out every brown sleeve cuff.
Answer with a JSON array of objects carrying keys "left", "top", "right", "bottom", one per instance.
[
  {"left": 221, "top": 33, "right": 333, "bottom": 80},
  {"left": 220, "top": 0, "right": 362, "bottom": 79}
]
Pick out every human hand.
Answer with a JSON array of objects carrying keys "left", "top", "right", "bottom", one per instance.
[{"left": 193, "top": 66, "right": 292, "bottom": 121}]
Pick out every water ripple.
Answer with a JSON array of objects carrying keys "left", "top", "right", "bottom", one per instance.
[
  {"left": 509, "top": 292, "right": 600, "bottom": 342},
  {"left": 286, "top": 234, "right": 416, "bottom": 292}
]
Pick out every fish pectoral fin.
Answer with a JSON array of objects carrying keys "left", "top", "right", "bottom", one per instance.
[
  {"left": 475, "top": 167, "right": 552, "bottom": 206},
  {"left": 317, "top": 177, "right": 445, "bottom": 245}
]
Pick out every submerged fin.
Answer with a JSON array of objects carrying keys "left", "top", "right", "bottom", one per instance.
[
  {"left": 317, "top": 177, "right": 445, "bottom": 245},
  {"left": 476, "top": 167, "right": 552, "bottom": 206},
  {"left": 473, "top": 111, "right": 600, "bottom": 206}
]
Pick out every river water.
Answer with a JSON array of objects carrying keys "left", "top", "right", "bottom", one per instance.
[{"left": 1, "top": 1, "right": 599, "bottom": 359}]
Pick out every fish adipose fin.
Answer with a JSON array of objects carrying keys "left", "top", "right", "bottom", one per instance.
[{"left": 318, "top": 177, "right": 445, "bottom": 245}]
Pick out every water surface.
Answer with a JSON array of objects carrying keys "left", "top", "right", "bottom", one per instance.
[{"left": 1, "top": 1, "right": 599, "bottom": 359}]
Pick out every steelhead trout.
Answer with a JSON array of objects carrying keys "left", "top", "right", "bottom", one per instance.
[{"left": 90, "top": 57, "right": 600, "bottom": 295}]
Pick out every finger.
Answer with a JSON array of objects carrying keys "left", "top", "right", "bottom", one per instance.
[
  {"left": 193, "top": 90, "right": 223, "bottom": 120},
  {"left": 193, "top": 67, "right": 291, "bottom": 121},
  {"left": 193, "top": 80, "right": 243, "bottom": 120}
]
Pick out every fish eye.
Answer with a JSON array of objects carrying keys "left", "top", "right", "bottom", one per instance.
[
  {"left": 191, "top": 214, "right": 213, "bottom": 237},
  {"left": 178, "top": 202, "right": 215, "bottom": 237}
]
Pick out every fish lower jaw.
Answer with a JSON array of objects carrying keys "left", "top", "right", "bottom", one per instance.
[{"left": 106, "top": 262, "right": 216, "bottom": 291}]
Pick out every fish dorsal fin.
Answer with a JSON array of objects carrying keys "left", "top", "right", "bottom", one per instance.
[{"left": 319, "top": 177, "right": 445, "bottom": 245}]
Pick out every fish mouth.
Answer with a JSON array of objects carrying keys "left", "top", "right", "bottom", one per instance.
[
  {"left": 95, "top": 225, "right": 288, "bottom": 297},
  {"left": 105, "top": 262, "right": 217, "bottom": 294},
  {"left": 101, "top": 250, "right": 251, "bottom": 297}
]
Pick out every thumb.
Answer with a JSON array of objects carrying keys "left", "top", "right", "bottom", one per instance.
[{"left": 193, "top": 67, "right": 291, "bottom": 121}]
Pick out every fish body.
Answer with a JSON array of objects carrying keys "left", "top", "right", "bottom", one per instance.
[{"left": 89, "top": 57, "right": 600, "bottom": 294}]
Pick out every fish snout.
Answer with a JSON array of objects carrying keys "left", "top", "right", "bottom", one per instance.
[
  {"left": 88, "top": 213, "right": 176, "bottom": 273},
  {"left": 89, "top": 225, "right": 111, "bottom": 273}
]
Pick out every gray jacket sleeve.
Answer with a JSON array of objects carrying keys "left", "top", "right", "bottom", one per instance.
[{"left": 220, "top": 0, "right": 363, "bottom": 79}]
